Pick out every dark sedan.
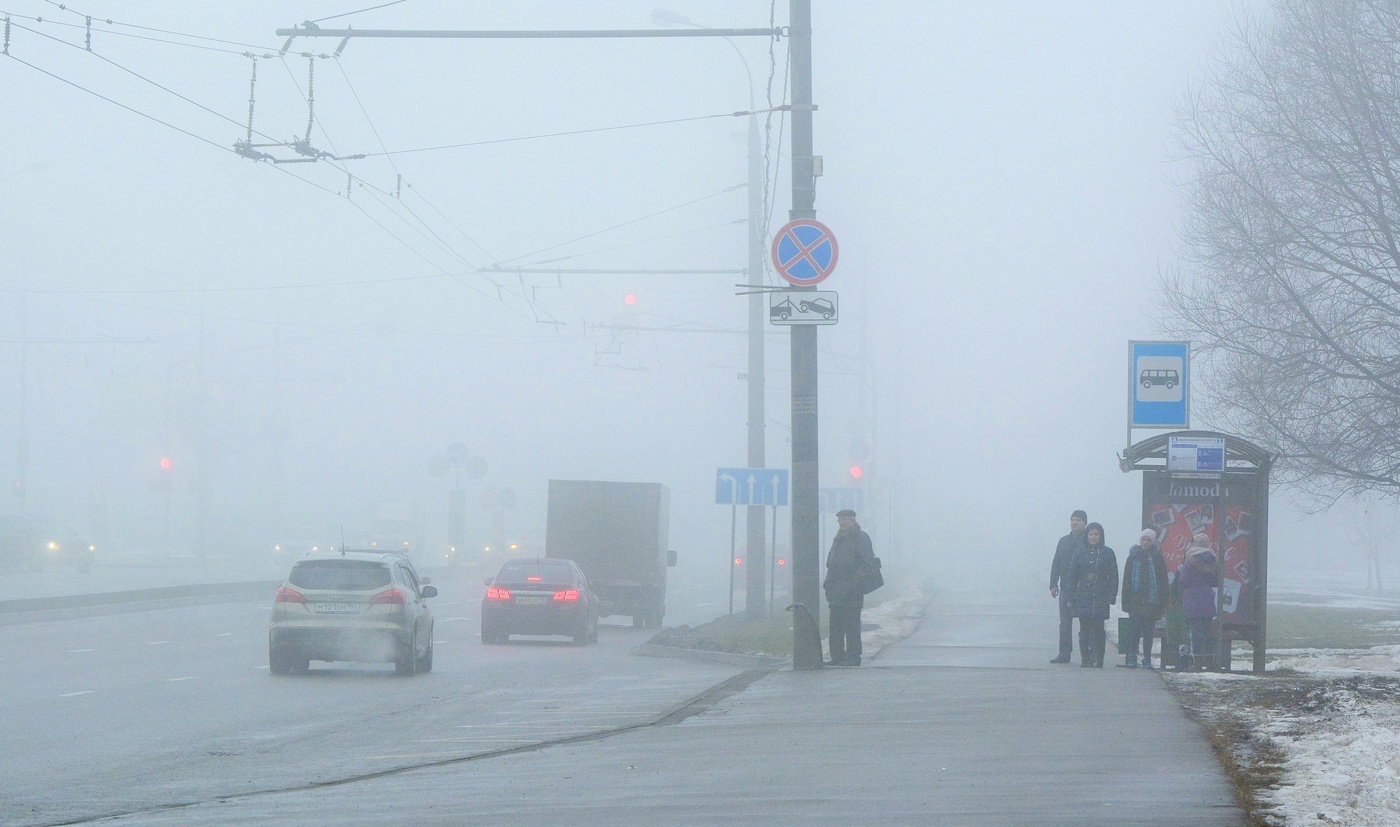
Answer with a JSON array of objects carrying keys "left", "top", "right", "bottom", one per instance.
[{"left": 481, "top": 557, "right": 599, "bottom": 645}]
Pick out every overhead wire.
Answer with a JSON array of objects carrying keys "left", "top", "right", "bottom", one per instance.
[
  {"left": 502, "top": 183, "right": 745, "bottom": 264},
  {"left": 39, "top": 0, "right": 281, "bottom": 52},
  {"left": 310, "top": 0, "right": 410, "bottom": 25}
]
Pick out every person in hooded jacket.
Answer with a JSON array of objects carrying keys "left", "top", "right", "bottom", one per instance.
[
  {"left": 823, "top": 509, "right": 877, "bottom": 666},
  {"left": 1179, "top": 532, "right": 1220, "bottom": 671},
  {"left": 1120, "top": 528, "right": 1169, "bottom": 668},
  {"left": 1065, "top": 522, "right": 1118, "bottom": 667}
]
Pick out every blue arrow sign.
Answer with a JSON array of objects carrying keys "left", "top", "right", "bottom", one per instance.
[
  {"left": 715, "top": 468, "right": 789, "bottom": 506},
  {"left": 819, "top": 487, "right": 865, "bottom": 515}
]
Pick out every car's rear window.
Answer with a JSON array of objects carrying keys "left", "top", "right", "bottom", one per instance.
[
  {"left": 289, "top": 560, "right": 391, "bottom": 591},
  {"left": 496, "top": 562, "right": 575, "bottom": 584}
]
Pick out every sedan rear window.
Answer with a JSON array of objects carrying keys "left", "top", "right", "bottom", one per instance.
[
  {"left": 496, "top": 562, "right": 575, "bottom": 584},
  {"left": 289, "top": 560, "right": 392, "bottom": 591}
]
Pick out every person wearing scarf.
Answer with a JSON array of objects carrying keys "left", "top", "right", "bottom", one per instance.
[
  {"left": 1065, "top": 522, "right": 1119, "bottom": 667},
  {"left": 1120, "top": 529, "right": 1169, "bottom": 668}
]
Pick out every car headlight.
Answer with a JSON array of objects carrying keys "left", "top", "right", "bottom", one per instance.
[{"left": 47, "top": 541, "right": 59, "bottom": 551}]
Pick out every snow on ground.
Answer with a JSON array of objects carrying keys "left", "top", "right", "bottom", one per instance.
[
  {"left": 861, "top": 583, "right": 924, "bottom": 658},
  {"left": 1169, "top": 587, "right": 1400, "bottom": 826}
]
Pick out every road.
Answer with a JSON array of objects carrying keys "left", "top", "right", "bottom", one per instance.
[{"left": 0, "top": 566, "right": 743, "bottom": 827}]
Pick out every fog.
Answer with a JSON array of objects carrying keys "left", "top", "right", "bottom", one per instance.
[{"left": 0, "top": 0, "right": 1372, "bottom": 602}]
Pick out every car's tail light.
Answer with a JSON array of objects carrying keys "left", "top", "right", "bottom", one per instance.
[
  {"left": 486, "top": 586, "right": 511, "bottom": 601},
  {"left": 553, "top": 589, "right": 580, "bottom": 602},
  {"left": 527, "top": 576, "right": 542, "bottom": 582},
  {"left": 371, "top": 588, "right": 406, "bottom": 605},
  {"left": 274, "top": 587, "right": 306, "bottom": 604}
]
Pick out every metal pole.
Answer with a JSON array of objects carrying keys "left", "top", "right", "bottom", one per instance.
[
  {"left": 16, "top": 288, "right": 27, "bottom": 517},
  {"left": 728, "top": 502, "right": 738, "bottom": 615},
  {"left": 275, "top": 26, "right": 782, "bottom": 40},
  {"left": 788, "top": 0, "right": 822, "bottom": 670},
  {"left": 745, "top": 112, "right": 768, "bottom": 618},
  {"left": 770, "top": 504, "right": 778, "bottom": 617}
]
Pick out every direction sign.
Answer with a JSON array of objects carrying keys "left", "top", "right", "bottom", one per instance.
[
  {"left": 1130, "top": 340, "right": 1190, "bottom": 429},
  {"left": 771, "top": 219, "right": 839, "bottom": 286},
  {"left": 819, "top": 487, "right": 864, "bottom": 515},
  {"left": 715, "top": 467, "right": 789, "bottom": 506},
  {"left": 769, "top": 290, "right": 838, "bottom": 326}
]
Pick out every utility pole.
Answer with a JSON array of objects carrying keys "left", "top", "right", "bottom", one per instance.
[
  {"left": 787, "top": 0, "right": 822, "bottom": 670},
  {"left": 16, "top": 288, "right": 28, "bottom": 517},
  {"left": 745, "top": 111, "right": 768, "bottom": 618}
]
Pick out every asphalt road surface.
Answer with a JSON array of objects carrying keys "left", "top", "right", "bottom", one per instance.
[{"left": 0, "top": 567, "right": 742, "bottom": 827}]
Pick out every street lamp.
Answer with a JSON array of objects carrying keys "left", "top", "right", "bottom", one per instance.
[{"left": 654, "top": 8, "right": 769, "bottom": 617}]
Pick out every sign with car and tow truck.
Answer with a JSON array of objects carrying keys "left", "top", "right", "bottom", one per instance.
[{"left": 768, "top": 290, "right": 838, "bottom": 325}]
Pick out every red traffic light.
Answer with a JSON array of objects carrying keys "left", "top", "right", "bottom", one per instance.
[
  {"left": 777, "top": 558, "right": 786, "bottom": 566},
  {"left": 849, "top": 465, "right": 864, "bottom": 479},
  {"left": 159, "top": 457, "right": 173, "bottom": 470},
  {"left": 624, "top": 293, "right": 638, "bottom": 306}
]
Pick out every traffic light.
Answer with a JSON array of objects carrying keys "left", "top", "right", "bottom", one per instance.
[
  {"left": 159, "top": 457, "right": 173, "bottom": 470},
  {"left": 849, "top": 464, "right": 865, "bottom": 484},
  {"left": 624, "top": 293, "right": 638, "bottom": 306}
]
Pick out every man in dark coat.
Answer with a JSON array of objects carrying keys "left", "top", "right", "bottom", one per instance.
[
  {"left": 824, "top": 509, "right": 876, "bottom": 667},
  {"left": 1048, "top": 509, "right": 1088, "bottom": 663},
  {"left": 1121, "top": 528, "right": 1169, "bottom": 668}
]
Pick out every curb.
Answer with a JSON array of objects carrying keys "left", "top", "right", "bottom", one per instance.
[
  {"left": 636, "top": 642, "right": 788, "bottom": 670},
  {"left": 0, "top": 581, "right": 280, "bottom": 625}
]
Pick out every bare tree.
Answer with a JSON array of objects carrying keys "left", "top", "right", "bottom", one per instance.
[
  {"left": 1351, "top": 493, "right": 1389, "bottom": 593},
  {"left": 1166, "top": 0, "right": 1400, "bottom": 500}
]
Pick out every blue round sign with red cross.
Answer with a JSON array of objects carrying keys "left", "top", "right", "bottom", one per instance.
[{"left": 771, "top": 219, "right": 839, "bottom": 286}]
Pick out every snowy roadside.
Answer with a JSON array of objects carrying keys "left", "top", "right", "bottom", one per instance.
[{"left": 1166, "top": 642, "right": 1400, "bottom": 825}]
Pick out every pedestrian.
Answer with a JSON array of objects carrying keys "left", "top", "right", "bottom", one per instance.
[
  {"left": 823, "top": 508, "right": 876, "bottom": 667},
  {"left": 1120, "top": 528, "right": 1169, "bottom": 669},
  {"left": 1065, "top": 521, "right": 1118, "bottom": 667},
  {"left": 1048, "top": 509, "right": 1088, "bottom": 664},
  {"left": 1179, "top": 532, "right": 1219, "bottom": 671}
]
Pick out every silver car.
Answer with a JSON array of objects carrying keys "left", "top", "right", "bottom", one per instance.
[{"left": 268, "top": 550, "right": 436, "bottom": 676}]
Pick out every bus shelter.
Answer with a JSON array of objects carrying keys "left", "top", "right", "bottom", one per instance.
[{"left": 1119, "top": 431, "right": 1273, "bottom": 674}]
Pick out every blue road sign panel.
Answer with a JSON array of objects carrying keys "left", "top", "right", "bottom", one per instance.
[
  {"left": 771, "top": 219, "right": 839, "bottom": 286},
  {"left": 819, "top": 488, "right": 865, "bottom": 515},
  {"left": 1130, "top": 341, "right": 1190, "bottom": 429},
  {"left": 715, "top": 468, "right": 790, "bottom": 506}
]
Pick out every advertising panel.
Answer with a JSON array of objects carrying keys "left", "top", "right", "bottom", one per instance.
[{"left": 1142, "top": 471, "right": 1254, "bottom": 623}]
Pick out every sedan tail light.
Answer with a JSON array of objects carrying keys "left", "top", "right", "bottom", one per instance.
[
  {"left": 486, "top": 586, "right": 511, "bottom": 601},
  {"left": 371, "top": 588, "right": 407, "bottom": 605},
  {"left": 553, "top": 589, "right": 580, "bottom": 602},
  {"left": 274, "top": 586, "right": 306, "bottom": 604}
]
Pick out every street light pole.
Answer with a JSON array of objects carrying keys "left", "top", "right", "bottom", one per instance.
[
  {"left": 787, "top": 0, "right": 822, "bottom": 670},
  {"left": 654, "top": 8, "right": 768, "bottom": 617}
]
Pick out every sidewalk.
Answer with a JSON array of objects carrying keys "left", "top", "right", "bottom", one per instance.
[{"left": 105, "top": 588, "right": 1247, "bottom": 826}]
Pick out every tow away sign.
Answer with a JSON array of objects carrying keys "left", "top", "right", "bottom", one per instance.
[{"left": 768, "top": 290, "right": 838, "bottom": 326}]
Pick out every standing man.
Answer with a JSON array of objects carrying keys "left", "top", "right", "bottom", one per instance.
[
  {"left": 824, "top": 508, "right": 876, "bottom": 667},
  {"left": 1048, "top": 509, "right": 1088, "bottom": 664}
]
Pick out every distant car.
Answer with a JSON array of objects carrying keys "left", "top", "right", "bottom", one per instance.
[
  {"left": 35, "top": 523, "right": 96, "bottom": 573},
  {"left": 798, "top": 297, "right": 836, "bottom": 319},
  {"left": 268, "top": 550, "right": 437, "bottom": 676},
  {"left": 480, "top": 557, "right": 599, "bottom": 645}
]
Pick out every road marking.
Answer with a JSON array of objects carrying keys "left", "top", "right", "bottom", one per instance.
[
  {"left": 67, "top": 648, "right": 96, "bottom": 653},
  {"left": 146, "top": 640, "right": 170, "bottom": 646},
  {"left": 165, "top": 676, "right": 196, "bottom": 682},
  {"left": 437, "top": 617, "right": 473, "bottom": 623},
  {"left": 59, "top": 691, "right": 94, "bottom": 697},
  {"left": 215, "top": 632, "right": 234, "bottom": 637},
  {"left": 254, "top": 665, "right": 269, "bottom": 670}
]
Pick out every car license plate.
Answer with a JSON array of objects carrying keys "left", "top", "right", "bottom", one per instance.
[
  {"left": 314, "top": 602, "right": 360, "bottom": 614},
  {"left": 514, "top": 596, "right": 547, "bottom": 606}
]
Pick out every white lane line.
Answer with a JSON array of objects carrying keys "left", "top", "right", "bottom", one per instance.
[
  {"left": 165, "top": 677, "right": 196, "bottom": 682},
  {"left": 146, "top": 640, "right": 170, "bottom": 646},
  {"left": 59, "top": 691, "right": 94, "bottom": 697},
  {"left": 254, "top": 665, "right": 269, "bottom": 670},
  {"left": 215, "top": 632, "right": 234, "bottom": 637},
  {"left": 436, "top": 617, "right": 473, "bottom": 623},
  {"left": 67, "top": 648, "right": 96, "bottom": 653}
]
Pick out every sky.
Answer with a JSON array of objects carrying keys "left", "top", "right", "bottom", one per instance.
[{"left": 0, "top": 1, "right": 1378, "bottom": 592}]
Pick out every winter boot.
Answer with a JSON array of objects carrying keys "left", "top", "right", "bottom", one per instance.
[{"left": 1124, "top": 655, "right": 1138, "bottom": 668}]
